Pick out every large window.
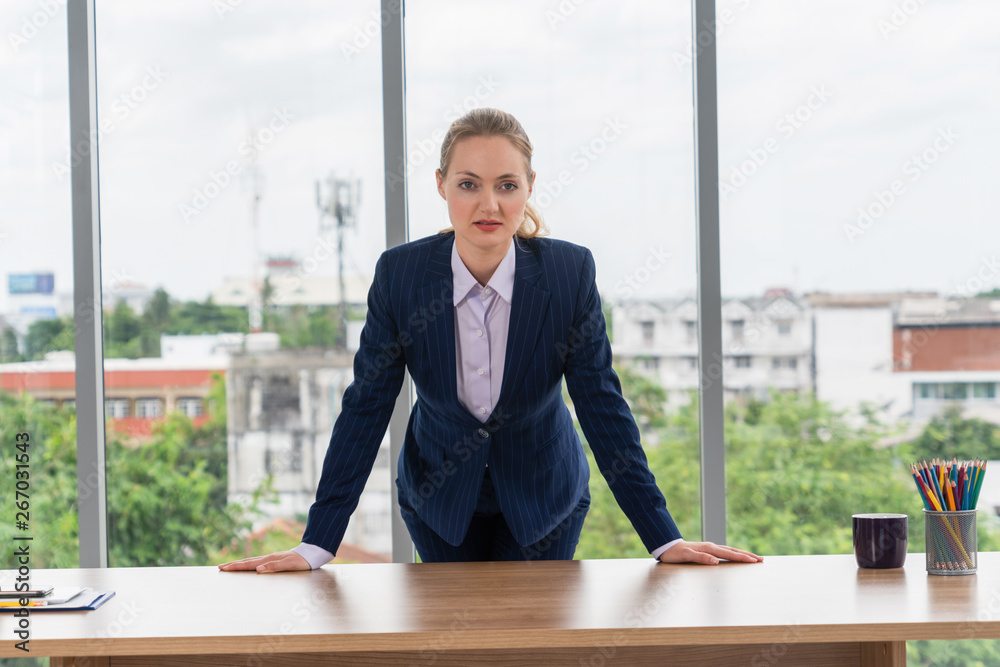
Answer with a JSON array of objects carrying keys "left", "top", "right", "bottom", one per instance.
[
  {"left": 717, "top": 0, "right": 1000, "bottom": 553},
  {"left": 405, "top": 0, "right": 703, "bottom": 557},
  {"left": 94, "top": 1, "right": 391, "bottom": 566},
  {"left": 0, "top": 3, "right": 79, "bottom": 571},
  {"left": 5, "top": 15, "right": 1000, "bottom": 665},
  {"left": 717, "top": 1, "right": 1000, "bottom": 660}
]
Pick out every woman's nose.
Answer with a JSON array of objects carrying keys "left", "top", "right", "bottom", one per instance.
[{"left": 479, "top": 191, "right": 498, "bottom": 213}]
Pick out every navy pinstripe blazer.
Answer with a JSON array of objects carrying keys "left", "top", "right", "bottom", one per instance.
[{"left": 301, "top": 232, "right": 682, "bottom": 553}]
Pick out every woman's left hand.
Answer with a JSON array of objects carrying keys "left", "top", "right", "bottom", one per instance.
[{"left": 657, "top": 540, "right": 763, "bottom": 565}]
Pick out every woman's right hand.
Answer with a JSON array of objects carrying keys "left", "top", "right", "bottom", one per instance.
[{"left": 217, "top": 550, "right": 310, "bottom": 573}]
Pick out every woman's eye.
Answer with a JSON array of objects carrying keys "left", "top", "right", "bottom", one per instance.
[
  {"left": 458, "top": 181, "right": 475, "bottom": 189},
  {"left": 501, "top": 182, "right": 517, "bottom": 191}
]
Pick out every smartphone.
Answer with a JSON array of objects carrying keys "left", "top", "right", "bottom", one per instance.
[{"left": 0, "top": 587, "right": 53, "bottom": 599}]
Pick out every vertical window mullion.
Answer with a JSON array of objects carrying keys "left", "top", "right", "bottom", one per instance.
[
  {"left": 381, "top": 0, "right": 414, "bottom": 563},
  {"left": 68, "top": 0, "right": 108, "bottom": 568},
  {"left": 692, "top": 0, "right": 726, "bottom": 545}
]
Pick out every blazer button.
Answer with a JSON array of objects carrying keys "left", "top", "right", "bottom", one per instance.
[{"left": 478, "top": 428, "right": 489, "bottom": 438}]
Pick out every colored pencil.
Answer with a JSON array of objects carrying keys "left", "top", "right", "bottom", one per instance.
[
  {"left": 910, "top": 458, "right": 985, "bottom": 571},
  {"left": 973, "top": 461, "right": 987, "bottom": 508}
]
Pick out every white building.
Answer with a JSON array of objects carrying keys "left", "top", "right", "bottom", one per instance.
[
  {"left": 225, "top": 346, "right": 392, "bottom": 558},
  {"left": 813, "top": 306, "right": 911, "bottom": 424},
  {"left": 611, "top": 290, "right": 813, "bottom": 409},
  {"left": 614, "top": 290, "right": 1000, "bottom": 432},
  {"left": 893, "top": 297, "right": 1000, "bottom": 424}
]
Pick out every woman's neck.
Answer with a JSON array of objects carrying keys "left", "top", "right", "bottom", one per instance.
[{"left": 455, "top": 236, "right": 512, "bottom": 286}]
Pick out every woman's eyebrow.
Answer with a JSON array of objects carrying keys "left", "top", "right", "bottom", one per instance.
[{"left": 455, "top": 170, "right": 520, "bottom": 180}]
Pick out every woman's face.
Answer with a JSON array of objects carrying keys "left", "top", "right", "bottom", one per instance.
[{"left": 436, "top": 135, "right": 535, "bottom": 257}]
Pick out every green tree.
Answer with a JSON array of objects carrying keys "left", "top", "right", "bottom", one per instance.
[
  {"left": 144, "top": 287, "right": 171, "bottom": 327},
  {"left": 165, "top": 297, "right": 248, "bottom": 336},
  {"left": 106, "top": 301, "right": 141, "bottom": 346},
  {"left": 616, "top": 365, "right": 668, "bottom": 429},
  {"left": 0, "top": 376, "right": 269, "bottom": 569},
  {"left": 23, "top": 316, "right": 74, "bottom": 359},
  {"left": 0, "top": 394, "right": 79, "bottom": 567},
  {"left": 138, "top": 287, "right": 172, "bottom": 356},
  {"left": 575, "top": 377, "right": 1000, "bottom": 664},
  {"left": 725, "top": 391, "right": 921, "bottom": 556},
  {"left": 1, "top": 327, "right": 19, "bottom": 362},
  {"left": 276, "top": 305, "right": 341, "bottom": 349},
  {"left": 907, "top": 405, "right": 1000, "bottom": 462}
]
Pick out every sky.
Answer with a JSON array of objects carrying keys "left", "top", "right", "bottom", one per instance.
[{"left": 1, "top": 0, "right": 998, "bottom": 316}]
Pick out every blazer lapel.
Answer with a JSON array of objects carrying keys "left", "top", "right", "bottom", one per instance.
[
  {"left": 417, "top": 235, "right": 462, "bottom": 415},
  {"left": 495, "top": 239, "right": 551, "bottom": 410}
]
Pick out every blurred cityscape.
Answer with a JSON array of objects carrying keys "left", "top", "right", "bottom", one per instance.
[{"left": 2, "top": 262, "right": 1000, "bottom": 560}]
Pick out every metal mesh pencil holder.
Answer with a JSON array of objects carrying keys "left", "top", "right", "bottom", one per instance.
[{"left": 925, "top": 509, "right": 977, "bottom": 575}]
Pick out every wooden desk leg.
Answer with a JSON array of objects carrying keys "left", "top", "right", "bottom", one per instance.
[
  {"left": 51, "top": 658, "right": 110, "bottom": 667},
  {"left": 860, "top": 641, "right": 906, "bottom": 666}
]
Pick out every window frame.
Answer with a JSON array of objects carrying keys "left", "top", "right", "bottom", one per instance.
[{"left": 67, "top": 0, "right": 729, "bottom": 565}]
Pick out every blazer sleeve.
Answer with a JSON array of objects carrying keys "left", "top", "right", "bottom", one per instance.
[
  {"left": 301, "top": 253, "right": 407, "bottom": 554},
  {"left": 562, "top": 248, "right": 683, "bottom": 551}
]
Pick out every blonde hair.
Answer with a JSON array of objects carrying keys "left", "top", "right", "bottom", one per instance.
[{"left": 438, "top": 108, "right": 548, "bottom": 239}]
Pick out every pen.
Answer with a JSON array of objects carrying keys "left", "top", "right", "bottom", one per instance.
[{"left": 0, "top": 599, "right": 48, "bottom": 608}]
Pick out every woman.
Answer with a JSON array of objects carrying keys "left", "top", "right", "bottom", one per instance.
[{"left": 220, "top": 108, "right": 761, "bottom": 571}]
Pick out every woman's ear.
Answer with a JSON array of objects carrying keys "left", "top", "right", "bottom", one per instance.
[{"left": 436, "top": 169, "right": 446, "bottom": 199}]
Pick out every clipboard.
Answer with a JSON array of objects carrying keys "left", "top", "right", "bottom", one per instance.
[{"left": 0, "top": 589, "right": 115, "bottom": 612}]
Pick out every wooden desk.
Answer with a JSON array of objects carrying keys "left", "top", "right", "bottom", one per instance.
[{"left": 2, "top": 553, "right": 999, "bottom": 666}]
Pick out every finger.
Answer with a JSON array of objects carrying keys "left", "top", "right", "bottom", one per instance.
[
  {"left": 686, "top": 544, "right": 753, "bottom": 565},
  {"left": 687, "top": 548, "right": 720, "bottom": 565},
  {"left": 256, "top": 553, "right": 308, "bottom": 573},
  {"left": 660, "top": 546, "right": 719, "bottom": 565},
  {"left": 723, "top": 551, "right": 761, "bottom": 563},
  {"left": 711, "top": 545, "right": 763, "bottom": 562},
  {"left": 219, "top": 554, "right": 279, "bottom": 570},
  {"left": 218, "top": 557, "right": 263, "bottom": 571}
]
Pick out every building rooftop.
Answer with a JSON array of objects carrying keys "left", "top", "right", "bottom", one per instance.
[
  {"left": 897, "top": 298, "right": 1000, "bottom": 326},
  {"left": 804, "top": 291, "right": 938, "bottom": 308}
]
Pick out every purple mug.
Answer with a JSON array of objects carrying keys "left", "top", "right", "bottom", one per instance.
[{"left": 853, "top": 513, "right": 907, "bottom": 569}]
